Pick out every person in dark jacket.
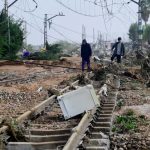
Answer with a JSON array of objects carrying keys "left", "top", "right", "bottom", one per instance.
[
  {"left": 81, "top": 39, "right": 92, "bottom": 72},
  {"left": 111, "top": 37, "right": 125, "bottom": 63}
]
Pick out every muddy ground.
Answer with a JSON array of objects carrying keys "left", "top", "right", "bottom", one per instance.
[
  {"left": 0, "top": 57, "right": 81, "bottom": 120},
  {"left": 111, "top": 69, "right": 150, "bottom": 150}
]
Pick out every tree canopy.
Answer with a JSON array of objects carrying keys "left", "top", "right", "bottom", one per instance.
[
  {"left": 129, "top": 22, "right": 150, "bottom": 45},
  {"left": 0, "top": 11, "right": 24, "bottom": 59},
  {"left": 143, "top": 25, "right": 150, "bottom": 44},
  {"left": 129, "top": 23, "right": 138, "bottom": 43},
  {"left": 141, "top": 0, "right": 150, "bottom": 24}
]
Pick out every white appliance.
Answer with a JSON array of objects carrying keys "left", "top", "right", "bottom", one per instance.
[{"left": 57, "top": 85, "right": 99, "bottom": 120}]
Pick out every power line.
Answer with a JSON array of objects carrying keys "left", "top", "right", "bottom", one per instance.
[
  {"left": 52, "top": 23, "right": 93, "bottom": 39},
  {"left": 11, "top": 5, "right": 85, "bottom": 43},
  {"left": 84, "top": 0, "right": 127, "bottom": 8},
  {"left": 10, "top": 11, "right": 80, "bottom": 43},
  {"left": 99, "top": 0, "right": 109, "bottom": 33},
  {"left": 12, "top": 5, "right": 87, "bottom": 39},
  {"left": 56, "top": 0, "right": 108, "bottom": 17},
  {"left": 12, "top": 5, "right": 94, "bottom": 40},
  {"left": 103, "top": 0, "right": 111, "bottom": 14},
  {"left": 24, "top": 0, "right": 38, "bottom": 12},
  {"left": 51, "top": 26, "right": 79, "bottom": 44},
  {"left": 9, "top": 12, "right": 62, "bottom": 41},
  {"left": 13, "top": 5, "right": 43, "bottom": 20}
]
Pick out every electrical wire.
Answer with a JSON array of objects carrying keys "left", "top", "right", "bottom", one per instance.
[
  {"left": 52, "top": 23, "right": 93, "bottom": 39},
  {"left": 84, "top": 0, "right": 127, "bottom": 8},
  {"left": 99, "top": 0, "right": 109, "bottom": 33},
  {"left": 10, "top": 11, "right": 81, "bottom": 43},
  {"left": 51, "top": 26, "right": 79, "bottom": 44},
  {"left": 9, "top": 12, "right": 63, "bottom": 41},
  {"left": 24, "top": 0, "right": 38, "bottom": 12},
  {"left": 56, "top": 0, "right": 109, "bottom": 17},
  {"left": 103, "top": 0, "right": 111, "bottom": 14},
  {"left": 11, "top": 5, "right": 94, "bottom": 40}
]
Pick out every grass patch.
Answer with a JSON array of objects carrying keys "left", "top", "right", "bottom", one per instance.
[{"left": 112, "top": 109, "right": 149, "bottom": 133}]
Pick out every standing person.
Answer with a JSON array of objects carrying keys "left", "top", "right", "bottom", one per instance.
[
  {"left": 81, "top": 39, "right": 92, "bottom": 72},
  {"left": 111, "top": 37, "right": 125, "bottom": 64}
]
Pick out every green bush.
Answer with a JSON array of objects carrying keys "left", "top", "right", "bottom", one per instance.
[
  {"left": 113, "top": 109, "right": 138, "bottom": 133},
  {"left": 0, "top": 11, "right": 23, "bottom": 59},
  {"left": 27, "top": 42, "right": 62, "bottom": 60}
]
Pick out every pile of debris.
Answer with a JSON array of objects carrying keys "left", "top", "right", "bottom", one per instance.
[
  {"left": 91, "top": 68, "right": 106, "bottom": 81},
  {"left": 0, "top": 91, "right": 48, "bottom": 117},
  {"left": 111, "top": 109, "right": 150, "bottom": 149},
  {"left": 110, "top": 133, "right": 150, "bottom": 150}
]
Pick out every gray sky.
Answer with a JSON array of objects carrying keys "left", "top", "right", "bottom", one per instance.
[{"left": 1, "top": 0, "right": 149, "bottom": 45}]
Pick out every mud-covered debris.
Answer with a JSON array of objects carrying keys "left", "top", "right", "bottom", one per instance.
[
  {"left": 146, "top": 80, "right": 150, "bottom": 88},
  {"left": 47, "top": 88, "right": 60, "bottom": 97},
  {"left": 1, "top": 118, "right": 26, "bottom": 142},
  {"left": 77, "top": 74, "right": 90, "bottom": 85},
  {"left": 91, "top": 68, "right": 106, "bottom": 81},
  {"left": 122, "top": 71, "right": 138, "bottom": 79},
  {"left": 110, "top": 133, "right": 150, "bottom": 150}
]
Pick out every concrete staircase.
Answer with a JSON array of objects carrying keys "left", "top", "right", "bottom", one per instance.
[
  {"left": 7, "top": 128, "right": 72, "bottom": 150},
  {"left": 83, "top": 92, "right": 117, "bottom": 150}
]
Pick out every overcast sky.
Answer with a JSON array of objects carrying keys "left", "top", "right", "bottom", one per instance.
[{"left": 1, "top": 0, "right": 149, "bottom": 45}]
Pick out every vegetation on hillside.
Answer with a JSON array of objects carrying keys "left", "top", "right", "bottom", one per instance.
[{"left": 0, "top": 11, "right": 24, "bottom": 60}]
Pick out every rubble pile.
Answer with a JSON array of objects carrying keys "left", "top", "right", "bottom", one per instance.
[
  {"left": 77, "top": 74, "right": 91, "bottom": 85},
  {"left": 0, "top": 91, "right": 48, "bottom": 117},
  {"left": 142, "top": 56, "right": 150, "bottom": 87},
  {"left": 110, "top": 133, "right": 150, "bottom": 150},
  {"left": 117, "top": 76, "right": 150, "bottom": 106},
  {"left": 0, "top": 91, "right": 47, "bottom": 102},
  {"left": 91, "top": 68, "right": 106, "bottom": 81},
  {"left": 0, "top": 71, "right": 51, "bottom": 86},
  {"left": 111, "top": 109, "right": 150, "bottom": 149},
  {"left": 118, "top": 90, "right": 150, "bottom": 106}
]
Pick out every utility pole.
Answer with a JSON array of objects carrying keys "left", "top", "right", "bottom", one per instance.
[
  {"left": 138, "top": 0, "right": 142, "bottom": 51},
  {"left": 44, "top": 14, "right": 48, "bottom": 49},
  {"left": 4, "top": 0, "right": 20, "bottom": 55},
  {"left": 43, "top": 12, "right": 65, "bottom": 49},
  {"left": 129, "top": 0, "right": 143, "bottom": 51},
  {"left": 4, "top": 0, "right": 11, "bottom": 55},
  {"left": 4, "top": 0, "right": 8, "bottom": 14}
]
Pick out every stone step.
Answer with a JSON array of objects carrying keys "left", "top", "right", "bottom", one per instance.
[
  {"left": 91, "top": 132, "right": 108, "bottom": 139},
  {"left": 101, "top": 104, "right": 114, "bottom": 107},
  {"left": 94, "top": 122, "right": 111, "bottom": 127},
  {"left": 25, "top": 134, "right": 70, "bottom": 142},
  {"left": 96, "top": 117, "right": 111, "bottom": 122},
  {"left": 85, "top": 146, "right": 108, "bottom": 150},
  {"left": 99, "top": 114, "right": 112, "bottom": 118},
  {"left": 93, "top": 127, "right": 110, "bottom": 133},
  {"left": 7, "top": 141, "right": 66, "bottom": 150},
  {"left": 101, "top": 107, "right": 114, "bottom": 111},
  {"left": 26, "top": 129, "right": 71, "bottom": 135},
  {"left": 99, "top": 110, "right": 113, "bottom": 114},
  {"left": 85, "top": 139, "right": 110, "bottom": 147},
  {"left": 102, "top": 101, "right": 115, "bottom": 104}
]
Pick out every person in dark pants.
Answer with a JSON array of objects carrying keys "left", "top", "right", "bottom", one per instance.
[
  {"left": 81, "top": 39, "right": 92, "bottom": 72},
  {"left": 111, "top": 37, "right": 125, "bottom": 63}
]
